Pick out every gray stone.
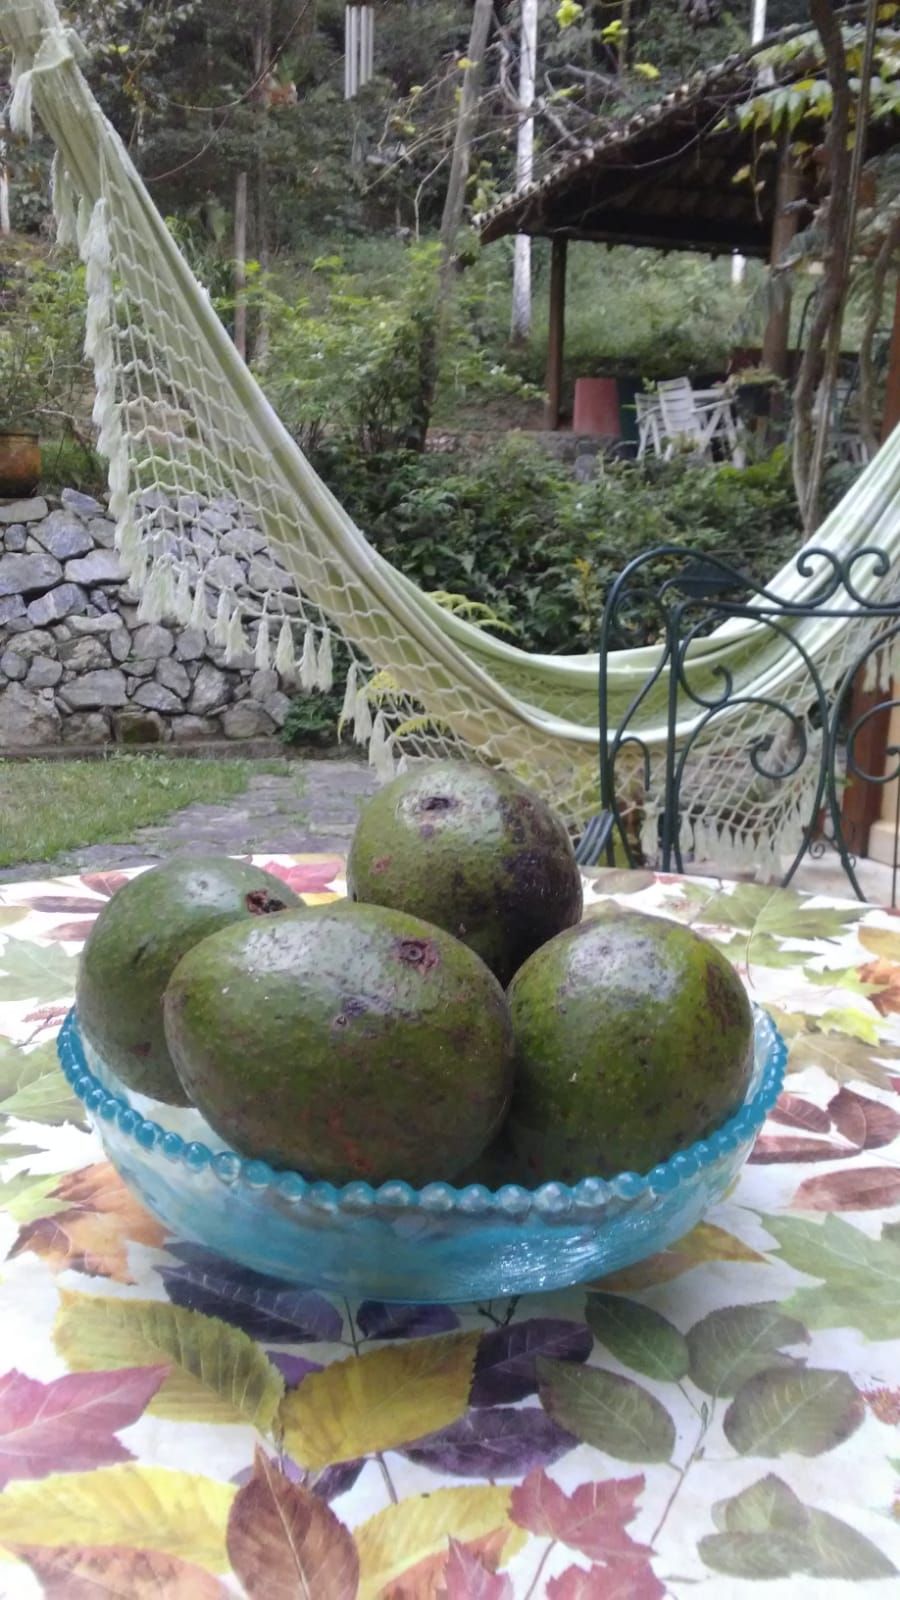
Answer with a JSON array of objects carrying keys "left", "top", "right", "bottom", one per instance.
[
  {"left": 136, "top": 488, "right": 172, "bottom": 511},
  {"left": 174, "top": 627, "right": 206, "bottom": 662},
  {"left": 89, "top": 589, "right": 112, "bottom": 613},
  {"left": 222, "top": 699, "right": 276, "bottom": 738},
  {"left": 209, "top": 644, "right": 254, "bottom": 672},
  {"left": 198, "top": 505, "right": 235, "bottom": 535},
  {"left": 33, "top": 511, "right": 93, "bottom": 560},
  {"left": 3, "top": 618, "right": 32, "bottom": 634},
  {"left": 172, "top": 714, "right": 218, "bottom": 742},
  {"left": 250, "top": 669, "right": 279, "bottom": 699},
  {"left": 6, "top": 629, "right": 56, "bottom": 660},
  {"left": 66, "top": 613, "right": 122, "bottom": 635},
  {"left": 62, "top": 712, "right": 110, "bottom": 745},
  {"left": 58, "top": 636, "right": 113, "bottom": 673},
  {"left": 263, "top": 691, "right": 291, "bottom": 728},
  {"left": 3, "top": 525, "right": 26, "bottom": 552},
  {"left": 574, "top": 453, "right": 598, "bottom": 483},
  {"left": 248, "top": 557, "right": 293, "bottom": 593},
  {"left": 57, "top": 669, "right": 127, "bottom": 710},
  {"left": 175, "top": 493, "right": 202, "bottom": 519},
  {"left": 0, "top": 497, "right": 48, "bottom": 523},
  {"left": 155, "top": 657, "right": 191, "bottom": 698},
  {"left": 0, "top": 683, "right": 61, "bottom": 746},
  {"left": 232, "top": 682, "right": 251, "bottom": 702},
  {"left": 188, "top": 662, "right": 229, "bottom": 715},
  {"left": 62, "top": 487, "right": 103, "bottom": 516},
  {"left": 204, "top": 554, "right": 245, "bottom": 591},
  {"left": 64, "top": 550, "right": 126, "bottom": 586},
  {"left": 131, "top": 624, "right": 174, "bottom": 660},
  {"left": 125, "top": 657, "right": 157, "bottom": 678},
  {"left": 187, "top": 528, "right": 217, "bottom": 562},
  {"left": 88, "top": 517, "right": 117, "bottom": 549},
  {"left": 0, "top": 552, "right": 63, "bottom": 597},
  {"left": 84, "top": 604, "right": 101, "bottom": 618},
  {"left": 26, "top": 583, "right": 88, "bottom": 625},
  {"left": 133, "top": 681, "right": 183, "bottom": 714},
  {"left": 0, "top": 649, "right": 27, "bottom": 681},
  {"left": 0, "top": 594, "right": 25, "bottom": 625},
  {"left": 114, "top": 709, "right": 166, "bottom": 744},
  {"left": 25, "top": 656, "right": 62, "bottom": 689},
  {"left": 108, "top": 628, "right": 131, "bottom": 662},
  {"left": 222, "top": 527, "right": 267, "bottom": 558}
]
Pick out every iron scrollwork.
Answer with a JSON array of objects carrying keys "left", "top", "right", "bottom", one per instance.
[{"left": 595, "top": 544, "right": 900, "bottom": 898}]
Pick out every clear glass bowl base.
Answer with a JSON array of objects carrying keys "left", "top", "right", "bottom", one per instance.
[{"left": 58, "top": 1006, "right": 785, "bottom": 1303}]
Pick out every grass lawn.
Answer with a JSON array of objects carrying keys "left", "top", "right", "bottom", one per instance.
[{"left": 0, "top": 753, "right": 293, "bottom": 868}]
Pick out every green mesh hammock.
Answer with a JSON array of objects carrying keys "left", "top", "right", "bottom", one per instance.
[{"left": 4, "top": 0, "right": 900, "bottom": 870}]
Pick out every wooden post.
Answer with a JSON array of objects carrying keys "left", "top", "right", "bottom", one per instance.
[
  {"left": 233, "top": 171, "right": 248, "bottom": 361},
  {"left": 840, "top": 279, "right": 900, "bottom": 858},
  {"left": 545, "top": 236, "right": 567, "bottom": 430},
  {"left": 762, "top": 141, "right": 802, "bottom": 379}
]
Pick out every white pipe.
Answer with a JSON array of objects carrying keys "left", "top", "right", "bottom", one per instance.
[
  {"left": 344, "top": 6, "right": 351, "bottom": 99},
  {"left": 511, "top": 0, "right": 538, "bottom": 340},
  {"left": 732, "top": 1, "right": 768, "bottom": 286},
  {"left": 362, "top": 5, "right": 374, "bottom": 86}
]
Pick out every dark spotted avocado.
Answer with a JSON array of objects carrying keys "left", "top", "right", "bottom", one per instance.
[
  {"left": 76, "top": 854, "right": 299, "bottom": 1104},
  {"left": 346, "top": 761, "right": 582, "bottom": 985},
  {"left": 504, "top": 906, "right": 754, "bottom": 1182},
  {"left": 163, "top": 902, "right": 514, "bottom": 1186}
]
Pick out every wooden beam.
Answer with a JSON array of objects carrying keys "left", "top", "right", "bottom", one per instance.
[
  {"left": 545, "top": 236, "right": 567, "bottom": 431},
  {"left": 883, "top": 276, "right": 900, "bottom": 438},
  {"left": 762, "top": 140, "right": 802, "bottom": 378}
]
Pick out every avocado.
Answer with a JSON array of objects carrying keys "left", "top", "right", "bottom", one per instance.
[
  {"left": 163, "top": 902, "right": 514, "bottom": 1186},
  {"left": 76, "top": 855, "right": 300, "bottom": 1104},
  {"left": 505, "top": 906, "right": 754, "bottom": 1182},
  {"left": 347, "top": 761, "right": 583, "bottom": 985}
]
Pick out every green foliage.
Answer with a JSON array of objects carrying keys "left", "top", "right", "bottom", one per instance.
[
  {"left": 318, "top": 434, "right": 802, "bottom": 655},
  {"left": 0, "top": 247, "right": 90, "bottom": 436}
]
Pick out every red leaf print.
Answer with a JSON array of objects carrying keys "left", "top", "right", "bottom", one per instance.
[
  {"left": 259, "top": 857, "right": 344, "bottom": 895},
  {"left": 863, "top": 1387, "right": 900, "bottom": 1425},
  {"left": 27, "top": 897, "right": 110, "bottom": 915},
  {"left": 769, "top": 1094, "right": 832, "bottom": 1135},
  {"left": 510, "top": 1470, "right": 650, "bottom": 1564},
  {"left": 11, "top": 1162, "right": 166, "bottom": 1282},
  {"left": 226, "top": 1447, "right": 359, "bottom": 1600},
  {"left": 547, "top": 1562, "right": 664, "bottom": 1600},
  {"left": 441, "top": 1540, "right": 513, "bottom": 1600},
  {"left": 79, "top": 871, "right": 132, "bottom": 898},
  {"left": 749, "top": 1136, "right": 852, "bottom": 1163},
  {"left": 22, "top": 1004, "right": 70, "bottom": 1027},
  {"left": 0, "top": 1366, "right": 167, "bottom": 1487},
  {"left": 791, "top": 1166, "right": 900, "bottom": 1211},
  {"left": 829, "top": 1087, "right": 900, "bottom": 1151},
  {"left": 9, "top": 1544, "right": 226, "bottom": 1598},
  {"left": 43, "top": 919, "right": 102, "bottom": 944},
  {"left": 385, "top": 1532, "right": 508, "bottom": 1600}
]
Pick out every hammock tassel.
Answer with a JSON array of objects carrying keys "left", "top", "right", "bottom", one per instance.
[
  {"left": 136, "top": 561, "right": 166, "bottom": 625},
  {"left": 299, "top": 626, "right": 318, "bottom": 692},
  {"left": 640, "top": 804, "right": 658, "bottom": 866},
  {"left": 76, "top": 194, "right": 92, "bottom": 250},
  {"left": 254, "top": 614, "right": 271, "bottom": 671},
  {"left": 338, "top": 662, "right": 358, "bottom": 737},
  {"left": 174, "top": 566, "right": 193, "bottom": 625},
  {"left": 225, "top": 605, "right": 248, "bottom": 665},
  {"left": 158, "top": 561, "right": 178, "bottom": 622},
  {"left": 50, "top": 152, "right": 78, "bottom": 248},
  {"left": 369, "top": 713, "right": 395, "bottom": 783},
  {"left": 353, "top": 682, "right": 373, "bottom": 745},
  {"left": 127, "top": 542, "right": 149, "bottom": 597},
  {"left": 189, "top": 577, "right": 208, "bottom": 632},
  {"left": 8, "top": 69, "right": 34, "bottom": 142},
  {"left": 116, "top": 517, "right": 139, "bottom": 566},
  {"left": 395, "top": 754, "right": 409, "bottom": 776},
  {"left": 275, "top": 618, "right": 295, "bottom": 680},
  {"left": 213, "top": 586, "right": 232, "bottom": 647},
  {"left": 316, "top": 629, "right": 333, "bottom": 693}
]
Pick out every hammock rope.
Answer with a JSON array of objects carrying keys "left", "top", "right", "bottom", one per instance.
[{"left": 3, "top": 0, "right": 900, "bottom": 871}]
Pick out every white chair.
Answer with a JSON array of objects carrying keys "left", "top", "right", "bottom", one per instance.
[
  {"left": 657, "top": 377, "right": 743, "bottom": 464},
  {"left": 635, "top": 392, "right": 663, "bottom": 459}
]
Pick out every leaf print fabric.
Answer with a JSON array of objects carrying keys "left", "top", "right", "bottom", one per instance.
[{"left": 0, "top": 857, "right": 898, "bottom": 1594}]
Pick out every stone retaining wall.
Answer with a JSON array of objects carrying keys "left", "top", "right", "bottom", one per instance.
[{"left": 0, "top": 490, "right": 293, "bottom": 750}]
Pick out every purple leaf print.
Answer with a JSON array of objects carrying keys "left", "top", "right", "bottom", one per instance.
[
  {"left": 403, "top": 1406, "right": 576, "bottom": 1477},
  {"left": 158, "top": 1243, "right": 341, "bottom": 1342},
  {"left": 356, "top": 1301, "right": 460, "bottom": 1340},
  {"left": 308, "top": 1459, "right": 366, "bottom": 1502},
  {"left": 267, "top": 1353, "right": 323, "bottom": 1388},
  {"left": 471, "top": 1319, "right": 593, "bottom": 1407},
  {"left": 0, "top": 1366, "right": 167, "bottom": 1487}
]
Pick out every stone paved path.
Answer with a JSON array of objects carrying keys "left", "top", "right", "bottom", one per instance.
[{"left": 0, "top": 758, "right": 376, "bottom": 883}]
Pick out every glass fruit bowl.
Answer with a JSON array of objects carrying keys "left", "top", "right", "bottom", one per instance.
[{"left": 58, "top": 1005, "right": 785, "bottom": 1303}]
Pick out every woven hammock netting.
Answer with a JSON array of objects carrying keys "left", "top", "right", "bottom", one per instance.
[{"left": 4, "top": 0, "right": 900, "bottom": 874}]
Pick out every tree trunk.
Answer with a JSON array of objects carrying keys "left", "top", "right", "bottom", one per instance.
[
  {"left": 439, "top": 0, "right": 493, "bottom": 262},
  {"left": 233, "top": 170, "right": 248, "bottom": 361},
  {"left": 858, "top": 217, "right": 900, "bottom": 457},
  {"left": 251, "top": 0, "right": 273, "bottom": 368},
  {"left": 511, "top": 0, "right": 538, "bottom": 345}
]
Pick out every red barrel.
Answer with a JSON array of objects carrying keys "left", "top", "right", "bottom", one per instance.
[{"left": 572, "top": 377, "right": 621, "bottom": 437}]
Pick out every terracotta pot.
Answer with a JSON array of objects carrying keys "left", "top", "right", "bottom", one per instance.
[
  {"left": 572, "top": 377, "right": 621, "bottom": 438},
  {"left": 0, "top": 430, "right": 41, "bottom": 498}
]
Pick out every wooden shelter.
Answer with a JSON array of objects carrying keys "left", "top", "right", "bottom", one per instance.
[{"left": 480, "top": 19, "right": 900, "bottom": 428}]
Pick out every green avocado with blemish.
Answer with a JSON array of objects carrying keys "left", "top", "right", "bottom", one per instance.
[
  {"left": 346, "top": 761, "right": 583, "bottom": 985},
  {"left": 504, "top": 905, "right": 754, "bottom": 1182},
  {"left": 163, "top": 901, "right": 514, "bottom": 1186},
  {"left": 76, "top": 854, "right": 300, "bottom": 1105}
]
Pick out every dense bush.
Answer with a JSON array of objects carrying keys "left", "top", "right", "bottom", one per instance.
[{"left": 315, "top": 434, "right": 803, "bottom": 655}]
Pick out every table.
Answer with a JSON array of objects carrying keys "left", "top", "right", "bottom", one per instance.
[{"left": 1, "top": 858, "right": 898, "bottom": 1596}]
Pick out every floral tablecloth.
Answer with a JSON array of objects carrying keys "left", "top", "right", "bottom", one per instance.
[{"left": 0, "top": 857, "right": 899, "bottom": 1598}]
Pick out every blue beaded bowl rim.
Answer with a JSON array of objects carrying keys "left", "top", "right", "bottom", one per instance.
[{"left": 58, "top": 1005, "right": 785, "bottom": 1219}]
